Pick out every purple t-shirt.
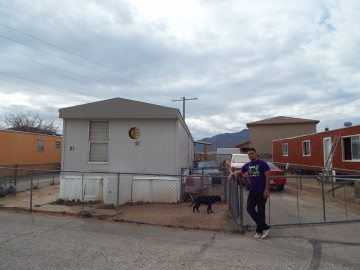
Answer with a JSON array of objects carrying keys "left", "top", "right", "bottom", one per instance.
[{"left": 241, "top": 159, "right": 270, "bottom": 192}]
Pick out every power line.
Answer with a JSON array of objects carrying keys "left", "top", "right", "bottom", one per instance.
[
  {"left": 0, "top": 76, "right": 95, "bottom": 106},
  {"left": 0, "top": 34, "right": 149, "bottom": 87},
  {"left": 0, "top": 70, "right": 98, "bottom": 98},
  {"left": 0, "top": 50, "right": 110, "bottom": 86},
  {"left": 172, "top": 96, "right": 198, "bottom": 120},
  {"left": 0, "top": 23, "right": 165, "bottom": 89},
  {"left": 0, "top": 35, "right": 175, "bottom": 102}
]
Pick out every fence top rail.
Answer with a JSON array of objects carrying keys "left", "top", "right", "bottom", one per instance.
[
  {"left": 0, "top": 163, "right": 60, "bottom": 166},
  {"left": 273, "top": 162, "right": 360, "bottom": 174},
  {"left": 1, "top": 166, "right": 359, "bottom": 180},
  {"left": 0, "top": 166, "right": 197, "bottom": 178},
  {"left": 229, "top": 174, "right": 360, "bottom": 179}
]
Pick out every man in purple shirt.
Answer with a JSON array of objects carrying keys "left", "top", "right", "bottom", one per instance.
[{"left": 229, "top": 148, "right": 271, "bottom": 239}]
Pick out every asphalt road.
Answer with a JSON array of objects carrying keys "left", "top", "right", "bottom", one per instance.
[{"left": 0, "top": 211, "right": 359, "bottom": 269}]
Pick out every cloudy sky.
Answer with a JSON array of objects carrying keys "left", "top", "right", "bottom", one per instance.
[{"left": 0, "top": 0, "right": 359, "bottom": 139}]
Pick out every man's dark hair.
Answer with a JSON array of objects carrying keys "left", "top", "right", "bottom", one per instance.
[{"left": 248, "top": 148, "right": 256, "bottom": 153}]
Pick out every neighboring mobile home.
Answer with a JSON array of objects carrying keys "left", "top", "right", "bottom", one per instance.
[
  {"left": 273, "top": 125, "right": 360, "bottom": 174},
  {"left": 58, "top": 98, "right": 195, "bottom": 204},
  {"left": 0, "top": 130, "right": 62, "bottom": 176}
]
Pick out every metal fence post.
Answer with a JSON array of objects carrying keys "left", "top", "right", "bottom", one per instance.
[
  {"left": 268, "top": 188, "right": 271, "bottom": 224},
  {"left": 321, "top": 179, "right": 326, "bottom": 222},
  {"left": 296, "top": 177, "right": 300, "bottom": 224},
  {"left": 234, "top": 180, "right": 240, "bottom": 223},
  {"left": 14, "top": 164, "right": 18, "bottom": 186},
  {"left": 223, "top": 176, "right": 228, "bottom": 203},
  {"left": 81, "top": 173, "right": 84, "bottom": 212},
  {"left": 117, "top": 173, "right": 120, "bottom": 218},
  {"left": 238, "top": 180, "right": 244, "bottom": 233},
  {"left": 30, "top": 170, "right": 33, "bottom": 212},
  {"left": 180, "top": 168, "right": 184, "bottom": 202},
  {"left": 228, "top": 181, "right": 233, "bottom": 213},
  {"left": 343, "top": 186, "right": 348, "bottom": 220}
]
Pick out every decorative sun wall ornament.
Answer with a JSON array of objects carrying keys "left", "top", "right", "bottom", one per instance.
[
  {"left": 128, "top": 127, "right": 140, "bottom": 139},
  {"left": 128, "top": 127, "right": 140, "bottom": 146}
]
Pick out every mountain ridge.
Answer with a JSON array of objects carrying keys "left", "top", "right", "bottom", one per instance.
[{"left": 195, "top": 129, "right": 249, "bottom": 152}]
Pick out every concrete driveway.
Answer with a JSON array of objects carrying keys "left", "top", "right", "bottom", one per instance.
[{"left": 0, "top": 211, "right": 359, "bottom": 269}]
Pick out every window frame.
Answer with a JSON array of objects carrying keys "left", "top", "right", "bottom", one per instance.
[
  {"left": 37, "top": 139, "right": 45, "bottom": 153},
  {"left": 282, "top": 143, "right": 288, "bottom": 156},
  {"left": 88, "top": 121, "right": 109, "bottom": 163},
  {"left": 55, "top": 140, "right": 61, "bottom": 149},
  {"left": 342, "top": 134, "right": 360, "bottom": 162},
  {"left": 302, "top": 140, "right": 311, "bottom": 156}
]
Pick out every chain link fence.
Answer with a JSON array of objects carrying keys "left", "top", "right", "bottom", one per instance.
[
  {"left": 1, "top": 166, "right": 359, "bottom": 232},
  {"left": 228, "top": 174, "right": 360, "bottom": 232},
  {"left": 0, "top": 166, "right": 230, "bottom": 230}
]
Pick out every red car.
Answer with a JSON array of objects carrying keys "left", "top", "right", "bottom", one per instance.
[{"left": 267, "top": 162, "right": 286, "bottom": 191}]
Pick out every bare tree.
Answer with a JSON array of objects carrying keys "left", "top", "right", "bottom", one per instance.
[{"left": 0, "top": 112, "right": 59, "bottom": 135}]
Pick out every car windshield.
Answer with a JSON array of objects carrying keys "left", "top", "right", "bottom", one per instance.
[
  {"left": 267, "top": 162, "right": 279, "bottom": 170},
  {"left": 197, "top": 161, "right": 217, "bottom": 168}
]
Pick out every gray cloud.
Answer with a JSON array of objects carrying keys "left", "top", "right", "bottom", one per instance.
[{"left": 0, "top": 0, "right": 359, "bottom": 139}]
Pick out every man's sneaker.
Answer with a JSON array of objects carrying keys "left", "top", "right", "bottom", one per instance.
[
  {"left": 261, "top": 229, "right": 270, "bottom": 239},
  {"left": 254, "top": 232, "right": 262, "bottom": 239}
]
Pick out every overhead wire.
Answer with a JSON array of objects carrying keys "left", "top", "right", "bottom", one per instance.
[
  {"left": 0, "top": 23, "right": 165, "bottom": 87},
  {"left": 0, "top": 34, "right": 177, "bottom": 103},
  {"left": 0, "top": 71, "right": 99, "bottom": 98},
  {"left": 0, "top": 50, "right": 113, "bottom": 87}
]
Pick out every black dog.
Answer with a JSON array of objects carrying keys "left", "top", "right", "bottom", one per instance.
[{"left": 189, "top": 195, "right": 222, "bottom": 214}]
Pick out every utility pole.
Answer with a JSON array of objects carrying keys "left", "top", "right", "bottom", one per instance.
[{"left": 172, "top": 97, "right": 198, "bottom": 120}]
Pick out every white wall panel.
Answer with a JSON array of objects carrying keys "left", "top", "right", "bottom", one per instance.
[
  {"left": 62, "top": 118, "right": 193, "bottom": 175},
  {"left": 109, "top": 119, "right": 177, "bottom": 174}
]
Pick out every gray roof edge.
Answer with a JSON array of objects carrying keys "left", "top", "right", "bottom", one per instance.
[{"left": 58, "top": 98, "right": 182, "bottom": 119}]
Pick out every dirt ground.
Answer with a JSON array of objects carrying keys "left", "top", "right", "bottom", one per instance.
[
  {"left": 115, "top": 202, "right": 232, "bottom": 231},
  {"left": 0, "top": 184, "right": 235, "bottom": 231},
  {"left": 284, "top": 176, "right": 360, "bottom": 214}
]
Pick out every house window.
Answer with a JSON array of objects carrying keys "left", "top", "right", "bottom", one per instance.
[
  {"left": 282, "top": 143, "right": 288, "bottom": 156},
  {"left": 302, "top": 140, "right": 311, "bottom": 156},
  {"left": 89, "top": 121, "right": 109, "bottom": 162},
  {"left": 343, "top": 135, "right": 360, "bottom": 161},
  {"left": 37, "top": 139, "right": 45, "bottom": 152},
  {"left": 55, "top": 141, "right": 61, "bottom": 149}
]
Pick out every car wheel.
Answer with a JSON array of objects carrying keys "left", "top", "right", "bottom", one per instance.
[
  {"left": 276, "top": 186, "right": 284, "bottom": 192},
  {"left": 0, "top": 186, "right": 5, "bottom": 197}
]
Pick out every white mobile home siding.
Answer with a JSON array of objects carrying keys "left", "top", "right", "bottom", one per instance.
[
  {"left": 62, "top": 119, "right": 178, "bottom": 174},
  {"left": 176, "top": 120, "right": 194, "bottom": 171}
]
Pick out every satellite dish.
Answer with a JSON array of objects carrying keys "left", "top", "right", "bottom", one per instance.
[{"left": 344, "top": 122, "right": 352, "bottom": 127}]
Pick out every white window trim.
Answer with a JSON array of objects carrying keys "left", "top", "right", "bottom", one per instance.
[
  {"left": 302, "top": 140, "right": 311, "bottom": 156},
  {"left": 88, "top": 120, "right": 110, "bottom": 164},
  {"left": 342, "top": 134, "right": 360, "bottom": 162},
  {"left": 282, "top": 143, "right": 288, "bottom": 156}
]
